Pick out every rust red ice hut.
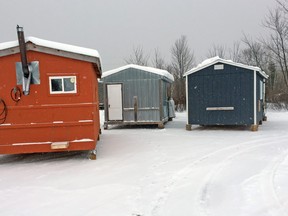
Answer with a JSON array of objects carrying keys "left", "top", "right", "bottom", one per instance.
[{"left": 0, "top": 27, "right": 102, "bottom": 159}]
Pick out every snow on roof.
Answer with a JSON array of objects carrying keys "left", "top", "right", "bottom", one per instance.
[
  {"left": 184, "top": 56, "right": 268, "bottom": 78},
  {"left": 0, "top": 40, "right": 19, "bottom": 50},
  {"left": 0, "top": 36, "right": 100, "bottom": 59},
  {"left": 102, "top": 64, "right": 174, "bottom": 82}
]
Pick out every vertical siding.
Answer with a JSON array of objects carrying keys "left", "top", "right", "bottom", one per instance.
[
  {"left": 103, "top": 68, "right": 171, "bottom": 123},
  {"left": 188, "top": 63, "right": 254, "bottom": 125}
]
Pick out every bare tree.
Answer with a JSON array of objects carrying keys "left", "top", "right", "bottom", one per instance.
[
  {"left": 268, "top": 60, "right": 277, "bottom": 91},
  {"left": 240, "top": 34, "right": 282, "bottom": 99},
  {"left": 152, "top": 48, "right": 166, "bottom": 69},
  {"left": 241, "top": 34, "right": 269, "bottom": 70},
  {"left": 171, "top": 35, "right": 195, "bottom": 78},
  {"left": 207, "top": 44, "right": 227, "bottom": 59},
  {"left": 170, "top": 35, "right": 195, "bottom": 108},
  {"left": 207, "top": 42, "right": 242, "bottom": 62},
  {"left": 228, "top": 41, "right": 242, "bottom": 62},
  {"left": 125, "top": 46, "right": 150, "bottom": 66},
  {"left": 276, "top": 0, "right": 288, "bottom": 12},
  {"left": 262, "top": 6, "right": 288, "bottom": 89}
]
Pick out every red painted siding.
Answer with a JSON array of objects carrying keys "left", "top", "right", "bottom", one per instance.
[{"left": 0, "top": 50, "right": 100, "bottom": 154}]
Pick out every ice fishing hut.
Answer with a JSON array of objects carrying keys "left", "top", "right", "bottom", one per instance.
[
  {"left": 0, "top": 26, "right": 102, "bottom": 158},
  {"left": 184, "top": 57, "right": 268, "bottom": 131},
  {"left": 102, "top": 64, "right": 175, "bottom": 129}
]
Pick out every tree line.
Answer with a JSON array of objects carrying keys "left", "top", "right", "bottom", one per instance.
[{"left": 125, "top": 0, "right": 288, "bottom": 110}]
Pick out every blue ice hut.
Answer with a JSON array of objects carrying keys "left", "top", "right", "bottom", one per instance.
[
  {"left": 102, "top": 64, "right": 175, "bottom": 129},
  {"left": 184, "top": 57, "right": 269, "bottom": 131}
]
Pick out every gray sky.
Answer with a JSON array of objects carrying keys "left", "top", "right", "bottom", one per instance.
[{"left": 0, "top": 0, "right": 278, "bottom": 71}]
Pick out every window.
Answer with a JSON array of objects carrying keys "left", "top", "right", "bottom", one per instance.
[{"left": 49, "top": 76, "right": 77, "bottom": 94}]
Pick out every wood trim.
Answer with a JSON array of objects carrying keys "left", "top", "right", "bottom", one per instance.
[
  {"left": 253, "top": 71, "right": 257, "bottom": 125},
  {"left": 206, "top": 107, "right": 234, "bottom": 111},
  {"left": 186, "top": 75, "right": 189, "bottom": 124}
]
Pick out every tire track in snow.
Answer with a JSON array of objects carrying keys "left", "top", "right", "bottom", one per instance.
[
  {"left": 131, "top": 136, "right": 169, "bottom": 216},
  {"left": 148, "top": 137, "right": 267, "bottom": 215},
  {"left": 197, "top": 136, "right": 288, "bottom": 216},
  {"left": 259, "top": 147, "right": 288, "bottom": 216},
  {"left": 147, "top": 135, "right": 288, "bottom": 216}
]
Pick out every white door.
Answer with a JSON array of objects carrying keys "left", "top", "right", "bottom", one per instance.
[{"left": 107, "top": 84, "right": 123, "bottom": 120}]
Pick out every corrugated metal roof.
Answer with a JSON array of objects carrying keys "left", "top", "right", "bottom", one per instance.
[
  {"left": 102, "top": 64, "right": 174, "bottom": 82},
  {"left": 184, "top": 56, "right": 268, "bottom": 78}
]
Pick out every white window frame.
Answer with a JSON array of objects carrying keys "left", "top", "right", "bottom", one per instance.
[{"left": 49, "top": 76, "right": 77, "bottom": 94}]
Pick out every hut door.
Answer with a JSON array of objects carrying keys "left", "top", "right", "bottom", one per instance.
[{"left": 107, "top": 84, "right": 123, "bottom": 121}]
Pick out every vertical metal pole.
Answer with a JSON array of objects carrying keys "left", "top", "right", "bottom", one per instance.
[
  {"left": 16, "top": 25, "right": 31, "bottom": 95},
  {"left": 16, "top": 25, "right": 29, "bottom": 78},
  {"left": 133, "top": 96, "right": 138, "bottom": 122}
]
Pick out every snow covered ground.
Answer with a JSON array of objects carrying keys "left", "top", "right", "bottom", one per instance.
[{"left": 1, "top": 111, "right": 288, "bottom": 216}]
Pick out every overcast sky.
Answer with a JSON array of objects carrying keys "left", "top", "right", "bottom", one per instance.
[{"left": 0, "top": 0, "right": 278, "bottom": 71}]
